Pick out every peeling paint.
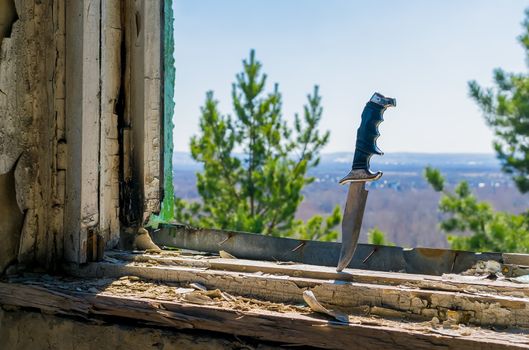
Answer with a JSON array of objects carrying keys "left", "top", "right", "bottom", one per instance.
[
  {"left": 159, "top": 0, "right": 175, "bottom": 222},
  {"left": 0, "top": 0, "right": 64, "bottom": 269}
]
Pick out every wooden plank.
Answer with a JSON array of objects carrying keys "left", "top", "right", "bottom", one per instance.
[
  {"left": 0, "top": 308, "right": 280, "bottom": 350},
  {"left": 79, "top": 0, "right": 101, "bottom": 262},
  {"left": 122, "top": 0, "right": 162, "bottom": 226},
  {"left": 141, "top": 0, "right": 161, "bottom": 223},
  {"left": 54, "top": 0, "right": 67, "bottom": 265},
  {"left": 0, "top": 281, "right": 526, "bottom": 350},
  {"left": 100, "top": 0, "right": 121, "bottom": 249},
  {"left": 107, "top": 251, "right": 529, "bottom": 298},
  {"left": 64, "top": 0, "right": 101, "bottom": 263},
  {"left": 67, "top": 260, "right": 529, "bottom": 328}
]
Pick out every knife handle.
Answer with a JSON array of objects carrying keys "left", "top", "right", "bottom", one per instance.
[{"left": 352, "top": 93, "right": 396, "bottom": 171}]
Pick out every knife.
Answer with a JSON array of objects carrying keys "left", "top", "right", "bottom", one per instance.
[{"left": 336, "top": 92, "right": 396, "bottom": 272}]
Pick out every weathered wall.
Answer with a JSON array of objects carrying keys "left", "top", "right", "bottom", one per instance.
[
  {"left": 158, "top": 0, "right": 176, "bottom": 222},
  {"left": 64, "top": 0, "right": 102, "bottom": 263},
  {"left": 121, "top": 0, "right": 162, "bottom": 227},
  {"left": 63, "top": 0, "right": 125, "bottom": 263},
  {"left": 0, "top": 0, "right": 163, "bottom": 268},
  {"left": 0, "top": 308, "right": 280, "bottom": 350},
  {"left": 0, "top": 0, "right": 64, "bottom": 269},
  {"left": 101, "top": 0, "right": 122, "bottom": 250}
]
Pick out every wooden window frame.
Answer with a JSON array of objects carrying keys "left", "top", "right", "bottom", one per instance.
[{"left": 64, "top": 0, "right": 163, "bottom": 263}]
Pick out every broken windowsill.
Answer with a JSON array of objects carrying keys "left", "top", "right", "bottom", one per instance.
[{"left": 3, "top": 250, "right": 529, "bottom": 349}]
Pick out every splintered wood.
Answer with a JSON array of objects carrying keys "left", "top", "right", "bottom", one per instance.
[
  {"left": 69, "top": 251, "right": 529, "bottom": 346},
  {"left": 76, "top": 251, "right": 529, "bottom": 329},
  {"left": 96, "top": 276, "right": 307, "bottom": 314},
  {"left": 1, "top": 274, "right": 528, "bottom": 350},
  {"left": 3, "top": 252, "right": 529, "bottom": 349}
]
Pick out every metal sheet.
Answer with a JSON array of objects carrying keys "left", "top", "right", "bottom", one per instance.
[{"left": 154, "top": 224, "right": 505, "bottom": 276}]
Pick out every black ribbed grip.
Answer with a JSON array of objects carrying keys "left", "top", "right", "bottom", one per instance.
[{"left": 352, "top": 93, "right": 395, "bottom": 171}]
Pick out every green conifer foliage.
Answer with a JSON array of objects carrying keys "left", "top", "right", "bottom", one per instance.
[
  {"left": 367, "top": 227, "right": 395, "bottom": 246},
  {"left": 176, "top": 50, "right": 339, "bottom": 239},
  {"left": 425, "top": 166, "right": 529, "bottom": 253},
  {"left": 421, "top": 10, "right": 529, "bottom": 253},
  {"left": 469, "top": 9, "right": 529, "bottom": 193}
]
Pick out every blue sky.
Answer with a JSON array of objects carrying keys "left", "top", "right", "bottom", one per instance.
[{"left": 172, "top": 0, "right": 529, "bottom": 154}]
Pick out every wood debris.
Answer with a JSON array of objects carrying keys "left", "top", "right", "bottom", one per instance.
[
  {"left": 12, "top": 251, "right": 529, "bottom": 348},
  {"left": 303, "top": 290, "right": 348, "bottom": 323},
  {"left": 219, "top": 250, "right": 237, "bottom": 259},
  {"left": 2, "top": 272, "right": 529, "bottom": 349}
]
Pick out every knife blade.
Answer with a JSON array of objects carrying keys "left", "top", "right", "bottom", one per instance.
[{"left": 336, "top": 92, "right": 396, "bottom": 272}]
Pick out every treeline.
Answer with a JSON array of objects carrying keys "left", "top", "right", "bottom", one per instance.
[{"left": 173, "top": 9, "right": 529, "bottom": 253}]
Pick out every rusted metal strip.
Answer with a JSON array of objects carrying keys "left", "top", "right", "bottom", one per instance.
[{"left": 153, "top": 224, "right": 503, "bottom": 275}]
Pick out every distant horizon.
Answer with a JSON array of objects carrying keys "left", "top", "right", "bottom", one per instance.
[
  {"left": 172, "top": 151, "right": 504, "bottom": 175},
  {"left": 172, "top": 150, "right": 497, "bottom": 156},
  {"left": 173, "top": 0, "right": 529, "bottom": 154},
  {"left": 172, "top": 150, "right": 502, "bottom": 169}
]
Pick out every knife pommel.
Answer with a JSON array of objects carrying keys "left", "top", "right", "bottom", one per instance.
[{"left": 339, "top": 92, "right": 396, "bottom": 185}]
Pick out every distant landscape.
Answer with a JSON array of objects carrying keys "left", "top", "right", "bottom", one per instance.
[{"left": 172, "top": 152, "right": 529, "bottom": 248}]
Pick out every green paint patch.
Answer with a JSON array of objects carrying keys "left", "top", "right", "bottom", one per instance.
[{"left": 149, "top": 0, "right": 175, "bottom": 227}]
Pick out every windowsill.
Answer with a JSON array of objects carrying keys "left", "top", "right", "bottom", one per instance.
[{"left": 2, "top": 253, "right": 529, "bottom": 349}]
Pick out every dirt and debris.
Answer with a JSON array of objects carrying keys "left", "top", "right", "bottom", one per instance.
[
  {"left": 10, "top": 252, "right": 529, "bottom": 346},
  {"left": 133, "top": 228, "right": 162, "bottom": 252},
  {"left": 219, "top": 250, "right": 237, "bottom": 259},
  {"left": 442, "top": 260, "right": 505, "bottom": 282},
  {"left": 443, "top": 259, "right": 529, "bottom": 287},
  {"left": 513, "top": 275, "right": 529, "bottom": 284},
  {"left": 101, "top": 276, "right": 310, "bottom": 314},
  {"left": 8, "top": 274, "right": 309, "bottom": 315},
  {"left": 189, "top": 282, "right": 208, "bottom": 291},
  {"left": 4, "top": 271, "right": 529, "bottom": 348},
  {"left": 461, "top": 260, "right": 503, "bottom": 278},
  {"left": 303, "top": 290, "right": 348, "bottom": 323}
]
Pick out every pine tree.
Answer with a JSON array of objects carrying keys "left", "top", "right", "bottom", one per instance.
[
  {"left": 468, "top": 9, "right": 529, "bottom": 193},
  {"left": 367, "top": 227, "right": 395, "bottom": 246},
  {"left": 421, "top": 9, "right": 529, "bottom": 253},
  {"left": 176, "top": 50, "right": 339, "bottom": 239},
  {"left": 425, "top": 167, "right": 529, "bottom": 253}
]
